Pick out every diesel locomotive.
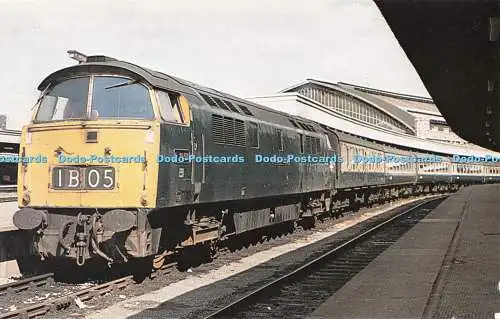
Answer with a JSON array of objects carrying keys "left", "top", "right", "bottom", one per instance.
[{"left": 12, "top": 55, "right": 500, "bottom": 267}]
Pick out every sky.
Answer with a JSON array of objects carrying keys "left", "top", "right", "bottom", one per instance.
[{"left": 0, "top": 0, "right": 429, "bottom": 130}]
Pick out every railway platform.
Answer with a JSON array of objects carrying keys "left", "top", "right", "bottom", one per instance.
[
  {"left": 309, "top": 184, "right": 500, "bottom": 319},
  {"left": 0, "top": 199, "right": 22, "bottom": 281},
  {"left": 0, "top": 200, "right": 18, "bottom": 232}
]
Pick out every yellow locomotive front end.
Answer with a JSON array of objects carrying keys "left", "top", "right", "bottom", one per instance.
[{"left": 14, "top": 70, "right": 161, "bottom": 265}]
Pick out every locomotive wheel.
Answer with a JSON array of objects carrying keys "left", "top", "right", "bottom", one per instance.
[{"left": 208, "top": 242, "right": 219, "bottom": 261}]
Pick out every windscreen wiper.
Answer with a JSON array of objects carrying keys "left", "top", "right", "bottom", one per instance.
[
  {"left": 31, "top": 84, "right": 51, "bottom": 110},
  {"left": 104, "top": 79, "right": 138, "bottom": 90}
]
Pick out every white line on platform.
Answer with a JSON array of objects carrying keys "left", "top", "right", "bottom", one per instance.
[{"left": 494, "top": 312, "right": 500, "bottom": 319}]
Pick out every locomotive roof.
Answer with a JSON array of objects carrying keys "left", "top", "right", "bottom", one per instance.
[
  {"left": 38, "top": 57, "right": 259, "bottom": 107},
  {"left": 38, "top": 58, "right": 198, "bottom": 95},
  {"left": 38, "top": 56, "right": 325, "bottom": 132}
]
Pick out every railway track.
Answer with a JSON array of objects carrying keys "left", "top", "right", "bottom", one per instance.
[
  {"left": 0, "top": 273, "right": 54, "bottom": 297},
  {"left": 0, "top": 263, "right": 176, "bottom": 319},
  {"left": 201, "top": 196, "right": 445, "bottom": 319},
  {"left": 0, "top": 195, "right": 445, "bottom": 319}
]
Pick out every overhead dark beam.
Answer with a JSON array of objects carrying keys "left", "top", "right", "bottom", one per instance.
[{"left": 375, "top": 1, "right": 500, "bottom": 151}]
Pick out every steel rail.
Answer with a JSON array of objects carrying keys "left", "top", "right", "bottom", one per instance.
[
  {"left": 0, "top": 273, "right": 54, "bottom": 296},
  {"left": 0, "top": 262, "right": 176, "bottom": 319},
  {"left": 202, "top": 195, "right": 446, "bottom": 319}
]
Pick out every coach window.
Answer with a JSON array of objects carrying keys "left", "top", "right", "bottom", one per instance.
[
  {"left": 342, "top": 144, "right": 348, "bottom": 170},
  {"left": 348, "top": 147, "right": 353, "bottom": 171},
  {"left": 351, "top": 147, "right": 355, "bottom": 169},
  {"left": 248, "top": 122, "right": 259, "bottom": 148},
  {"left": 349, "top": 146, "right": 353, "bottom": 170},
  {"left": 354, "top": 147, "right": 359, "bottom": 171},
  {"left": 361, "top": 150, "right": 370, "bottom": 172},
  {"left": 157, "top": 91, "right": 191, "bottom": 124},
  {"left": 351, "top": 146, "right": 359, "bottom": 171}
]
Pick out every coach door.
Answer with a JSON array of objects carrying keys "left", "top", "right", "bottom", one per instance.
[{"left": 325, "top": 132, "right": 340, "bottom": 187}]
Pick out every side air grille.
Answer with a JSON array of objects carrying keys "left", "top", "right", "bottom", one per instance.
[
  {"left": 224, "top": 117, "right": 235, "bottom": 145},
  {"left": 212, "top": 114, "right": 225, "bottom": 144},
  {"left": 212, "top": 115, "right": 245, "bottom": 146},
  {"left": 235, "top": 119, "right": 246, "bottom": 145}
]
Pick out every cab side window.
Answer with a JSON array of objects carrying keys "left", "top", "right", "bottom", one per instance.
[{"left": 157, "top": 91, "right": 190, "bottom": 124}]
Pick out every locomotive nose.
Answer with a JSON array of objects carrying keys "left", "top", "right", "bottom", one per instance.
[{"left": 13, "top": 208, "right": 47, "bottom": 230}]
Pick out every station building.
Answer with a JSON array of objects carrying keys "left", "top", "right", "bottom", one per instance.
[
  {"left": 248, "top": 79, "right": 474, "bottom": 151},
  {"left": 0, "top": 115, "right": 21, "bottom": 185},
  {"left": 0, "top": 115, "right": 20, "bottom": 152}
]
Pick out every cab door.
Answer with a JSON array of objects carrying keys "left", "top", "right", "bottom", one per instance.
[
  {"left": 185, "top": 95, "right": 204, "bottom": 202},
  {"left": 156, "top": 91, "right": 194, "bottom": 207},
  {"left": 325, "top": 132, "right": 340, "bottom": 188}
]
